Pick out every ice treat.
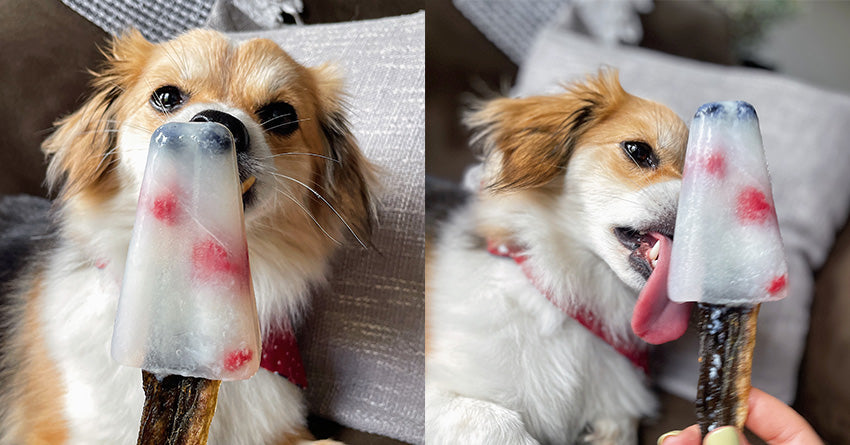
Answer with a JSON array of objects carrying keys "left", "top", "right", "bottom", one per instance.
[
  {"left": 669, "top": 101, "right": 787, "bottom": 437},
  {"left": 669, "top": 101, "right": 788, "bottom": 305},
  {"left": 111, "top": 122, "right": 260, "bottom": 381}
]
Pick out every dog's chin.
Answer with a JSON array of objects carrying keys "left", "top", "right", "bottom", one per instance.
[
  {"left": 591, "top": 242, "right": 647, "bottom": 293},
  {"left": 613, "top": 262, "right": 649, "bottom": 292}
]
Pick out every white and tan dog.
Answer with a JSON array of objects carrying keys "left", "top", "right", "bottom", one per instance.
[
  {"left": 0, "top": 30, "right": 374, "bottom": 444},
  {"left": 426, "top": 71, "right": 691, "bottom": 444}
]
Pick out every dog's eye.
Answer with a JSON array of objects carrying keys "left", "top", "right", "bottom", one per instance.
[
  {"left": 620, "top": 141, "right": 658, "bottom": 169},
  {"left": 257, "top": 102, "right": 298, "bottom": 136},
  {"left": 150, "top": 86, "right": 186, "bottom": 113}
]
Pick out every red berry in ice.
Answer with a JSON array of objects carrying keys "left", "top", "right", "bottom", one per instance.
[
  {"left": 151, "top": 191, "right": 179, "bottom": 225},
  {"left": 192, "top": 239, "right": 234, "bottom": 277},
  {"left": 736, "top": 187, "right": 773, "bottom": 224},
  {"left": 767, "top": 275, "right": 787, "bottom": 295},
  {"left": 224, "top": 348, "right": 253, "bottom": 372},
  {"left": 704, "top": 153, "right": 726, "bottom": 177}
]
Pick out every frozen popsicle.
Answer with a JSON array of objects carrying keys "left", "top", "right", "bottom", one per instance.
[
  {"left": 668, "top": 101, "right": 788, "bottom": 437},
  {"left": 111, "top": 121, "right": 260, "bottom": 381}
]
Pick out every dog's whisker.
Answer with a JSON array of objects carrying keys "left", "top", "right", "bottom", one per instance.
[
  {"left": 259, "top": 115, "right": 312, "bottom": 127},
  {"left": 594, "top": 192, "right": 645, "bottom": 207},
  {"left": 98, "top": 144, "right": 121, "bottom": 160},
  {"left": 258, "top": 152, "right": 340, "bottom": 163},
  {"left": 266, "top": 169, "right": 325, "bottom": 189},
  {"left": 270, "top": 180, "right": 342, "bottom": 246},
  {"left": 268, "top": 178, "right": 337, "bottom": 242},
  {"left": 74, "top": 129, "right": 122, "bottom": 136},
  {"left": 102, "top": 121, "right": 157, "bottom": 135},
  {"left": 98, "top": 146, "right": 146, "bottom": 160},
  {"left": 266, "top": 171, "right": 327, "bottom": 195},
  {"left": 261, "top": 118, "right": 312, "bottom": 134},
  {"left": 89, "top": 130, "right": 125, "bottom": 173},
  {"left": 268, "top": 171, "right": 366, "bottom": 248}
]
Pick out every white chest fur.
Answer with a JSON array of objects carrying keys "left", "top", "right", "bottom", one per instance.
[{"left": 426, "top": 225, "right": 655, "bottom": 444}]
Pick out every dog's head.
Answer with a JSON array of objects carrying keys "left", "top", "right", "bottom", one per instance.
[
  {"left": 467, "top": 70, "right": 689, "bottom": 342},
  {"left": 44, "top": 29, "right": 374, "bottom": 256}
]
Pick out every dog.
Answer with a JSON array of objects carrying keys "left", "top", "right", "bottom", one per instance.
[
  {"left": 425, "top": 70, "right": 691, "bottom": 444},
  {"left": 0, "top": 29, "right": 374, "bottom": 444}
]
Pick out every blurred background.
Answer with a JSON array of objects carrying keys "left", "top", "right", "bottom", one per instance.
[{"left": 427, "top": 0, "right": 850, "bottom": 181}]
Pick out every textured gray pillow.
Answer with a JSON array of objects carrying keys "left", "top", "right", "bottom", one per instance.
[
  {"left": 229, "top": 12, "right": 425, "bottom": 444},
  {"left": 514, "top": 26, "right": 850, "bottom": 404}
]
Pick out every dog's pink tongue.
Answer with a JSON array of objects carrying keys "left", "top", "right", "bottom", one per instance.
[{"left": 631, "top": 235, "right": 692, "bottom": 344}]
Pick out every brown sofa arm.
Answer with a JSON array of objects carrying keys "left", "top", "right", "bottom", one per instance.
[
  {"left": 0, "top": 0, "right": 108, "bottom": 197},
  {"left": 795, "top": 220, "right": 850, "bottom": 444}
]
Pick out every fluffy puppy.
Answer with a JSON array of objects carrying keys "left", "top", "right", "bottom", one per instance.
[
  {"left": 0, "top": 29, "right": 374, "bottom": 444},
  {"left": 426, "top": 71, "right": 690, "bottom": 444}
]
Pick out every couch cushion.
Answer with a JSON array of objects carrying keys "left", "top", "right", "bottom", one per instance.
[{"left": 513, "top": 26, "right": 850, "bottom": 404}]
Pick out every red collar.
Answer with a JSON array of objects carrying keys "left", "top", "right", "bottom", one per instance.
[
  {"left": 261, "top": 328, "right": 308, "bottom": 388},
  {"left": 486, "top": 240, "right": 648, "bottom": 373}
]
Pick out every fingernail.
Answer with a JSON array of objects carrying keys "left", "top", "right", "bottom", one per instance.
[
  {"left": 705, "top": 426, "right": 740, "bottom": 445},
  {"left": 657, "top": 430, "right": 681, "bottom": 445}
]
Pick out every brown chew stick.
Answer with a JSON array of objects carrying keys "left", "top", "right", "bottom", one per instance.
[
  {"left": 137, "top": 371, "right": 221, "bottom": 445},
  {"left": 695, "top": 303, "right": 759, "bottom": 437}
]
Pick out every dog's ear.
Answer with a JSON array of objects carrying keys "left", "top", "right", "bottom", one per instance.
[
  {"left": 465, "top": 69, "right": 627, "bottom": 190},
  {"left": 44, "top": 29, "right": 153, "bottom": 201},
  {"left": 309, "top": 63, "right": 377, "bottom": 246}
]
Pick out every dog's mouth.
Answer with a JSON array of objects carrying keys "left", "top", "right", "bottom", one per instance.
[
  {"left": 613, "top": 227, "right": 672, "bottom": 279},
  {"left": 615, "top": 225, "right": 693, "bottom": 345}
]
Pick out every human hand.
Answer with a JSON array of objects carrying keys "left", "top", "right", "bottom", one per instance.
[{"left": 657, "top": 388, "right": 823, "bottom": 445}]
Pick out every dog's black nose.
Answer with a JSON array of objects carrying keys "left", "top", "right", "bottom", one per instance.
[{"left": 190, "top": 110, "right": 250, "bottom": 153}]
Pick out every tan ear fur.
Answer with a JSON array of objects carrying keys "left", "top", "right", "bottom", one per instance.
[
  {"left": 309, "top": 64, "right": 377, "bottom": 245},
  {"left": 465, "top": 69, "right": 628, "bottom": 191},
  {"left": 43, "top": 29, "right": 153, "bottom": 201}
]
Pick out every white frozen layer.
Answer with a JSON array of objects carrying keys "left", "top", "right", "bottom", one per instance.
[
  {"left": 669, "top": 101, "right": 788, "bottom": 306},
  {"left": 111, "top": 122, "right": 260, "bottom": 380}
]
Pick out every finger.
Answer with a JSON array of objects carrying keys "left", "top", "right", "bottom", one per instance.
[
  {"left": 745, "top": 388, "right": 823, "bottom": 445},
  {"left": 658, "top": 424, "right": 701, "bottom": 445}
]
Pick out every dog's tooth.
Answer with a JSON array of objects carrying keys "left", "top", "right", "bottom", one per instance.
[
  {"left": 649, "top": 241, "right": 661, "bottom": 261},
  {"left": 649, "top": 242, "right": 661, "bottom": 260},
  {"left": 651, "top": 258, "right": 658, "bottom": 269}
]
